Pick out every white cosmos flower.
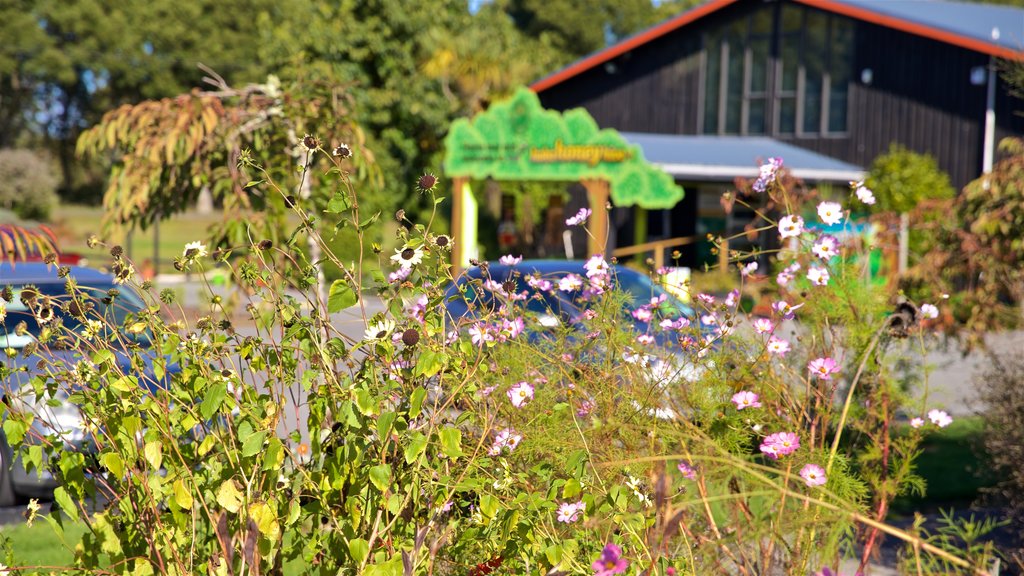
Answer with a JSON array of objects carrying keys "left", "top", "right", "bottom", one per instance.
[
  {"left": 778, "top": 215, "right": 804, "bottom": 239},
  {"left": 817, "top": 201, "right": 844, "bottom": 226},
  {"left": 364, "top": 318, "right": 397, "bottom": 341},
  {"left": 183, "top": 241, "right": 208, "bottom": 262}
]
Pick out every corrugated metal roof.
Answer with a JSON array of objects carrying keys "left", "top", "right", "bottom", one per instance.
[
  {"left": 829, "top": 0, "right": 1024, "bottom": 53},
  {"left": 621, "top": 132, "right": 865, "bottom": 182}
]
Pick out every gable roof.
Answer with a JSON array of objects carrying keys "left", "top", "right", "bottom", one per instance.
[{"left": 531, "top": 0, "right": 1024, "bottom": 93}]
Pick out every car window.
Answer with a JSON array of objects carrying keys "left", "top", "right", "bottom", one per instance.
[
  {"left": 613, "top": 271, "right": 694, "bottom": 319},
  {"left": 1, "top": 282, "right": 149, "bottom": 348}
]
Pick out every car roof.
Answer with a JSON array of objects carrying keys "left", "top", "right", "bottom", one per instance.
[
  {"left": 461, "top": 259, "right": 638, "bottom": 277},
  {"left": 0, "top": 262, "right": 114, "bottom": 285}
]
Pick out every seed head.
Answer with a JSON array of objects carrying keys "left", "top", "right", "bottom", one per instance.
[
  {"left": 402, "top": 328, "right": 420, "bottom": 347},
  {"left": 332, "top": 143, "right": 352, "bottom": 158},
  {"left": 257, "top": 239, "right": 273, "bottom": 250},
  {"left": 110, "top": 245, "right": 124, "bottom": 258},
  {"left": 418, "top": 173, "right": 437, "bottom": 192},
  {"left": 301, "top": 134, "right": 320, "bottom": 152}
]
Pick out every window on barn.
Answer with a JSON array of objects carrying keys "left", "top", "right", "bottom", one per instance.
[{"left": 702, "top": 4, "right": 854, "bottom": 136}]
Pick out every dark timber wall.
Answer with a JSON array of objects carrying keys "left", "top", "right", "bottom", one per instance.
[{"left": 537, "top": 0, "right": 1024, "bottom": 190}]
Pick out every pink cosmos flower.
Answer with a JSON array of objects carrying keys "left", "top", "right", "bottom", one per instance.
[
  {"left": 700, "top": 314, "right": 718, "bottom": 326},
  {"left": 507, "top": 381, "right": 534, "bottom": 408},
  {"left": 807, "top": 266, "right": 830, "bottom": 286},
  {"left": 592, "top": 543, "right": 628, "bottom": 575},
  {"left": 753, "top": 318, "right": 773, "bottom": 334},
  {"left": 584, "top": 255, "right": 610, "bottom": 278},
  {"left": 854, "top": 182, "right": 876, "bottom": 205},
  {"left": 468, "top": 324, "right": 493, "bottom": 346},
  {"left": 817, "top": 201, "right": 844, "bottom": 226},
  {"left": 772, "top": 300, "right": 803, "bottom": 319},
  {"left": 910, "top": 417, "right": 925, "bottom": 429},
  {"left": 696, "top": 293, "right": 716, "bottom": 306},
  {"left": 808, "top": 357, "right": 840, "bottom": 380},
  {"left": 920, "top": 303, "right": 939, "bottom": 319},
  {"left": 778, "top": 215, "right": 804, "bottom": 239},
  {"left": 488, "top": 428, "right": 522, "bottom": 456},
  {"left": 753, "top": 157, "right": 783, "bottom": 193},
  {"left": 760, "top": 431, "right": 800, "bottom": 460},
  {"left": 558, "top": 274, "right": 584, "bottom": 292},
  {"left": 557, "top": 500, "right": 585, "bottom": 523},
  {"left": 577, "top": 399, "right": 595, "bottom": 417},
  {"left": 812, "top": 235, "right": 840, "bottom": 259},
  {"left": 632, "top": 307, "right": 653, "bottom": 322},
  {"left": 502, "top": 317, "right": 525, "bottom": 340},
  {"left": 677, "top": 461, "right": 697, "bottom": 480},
  {"left": 731, "top": 391, "right": 762, "bottom": 410},
  {"left": 799, "top": 464, "right": 827, "bottom": 487},
  {"left": 725, "top": 289, "right": 740, "bottom": 308},
  {"left": 566, "top": 207, "right": 592, "bottom": 226},
  {"left": 388, "top": 266, "right": 412, "bottom": 283},
  {"left": 636, "top": 334, "right": 655, "bottom": 345},
  {"left": 767, "top": 336, "right": 791, "bottom": 357},
  {"left": 499, "top": 254, "right": 522, "bottom": 266},
  {"left": 928, "top": 409, "right": 953, "bottom": 428},
  {"left": 526, "top": 276, "right": 554, "bottom": 292},
  {"left": 741, "top": 261, "right": 759, "bottom": 277}
]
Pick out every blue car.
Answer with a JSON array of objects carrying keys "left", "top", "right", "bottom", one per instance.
[
  {"left": 0, "top": 262, "right": 170, "bottom": 505},
  {"left": 444, "top": 259, "right": 697, "bottom": 346}
]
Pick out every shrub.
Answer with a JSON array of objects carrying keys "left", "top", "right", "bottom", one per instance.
[
  {"left": 0, "top": 147, "right": 993, "bottom": 575},
  {"left": 865, "top": 144, "right": 954, "bottom": 215},
  {"left": 0, "top": 149, "right": 59, "bottom": 221}
]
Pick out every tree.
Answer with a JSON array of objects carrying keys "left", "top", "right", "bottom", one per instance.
[{"left": 865, "top": 144, "right": 954, "bottom": 214}]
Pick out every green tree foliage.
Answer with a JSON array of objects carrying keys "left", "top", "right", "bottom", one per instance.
[
  {"left": 865, "top": 144, "right": 954, "bottom": 214},
  {"left": 0, "top": 149, "right": 59, "bottom": 220}
]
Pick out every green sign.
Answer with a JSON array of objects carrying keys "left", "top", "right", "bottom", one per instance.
[{"left": 443, "top": 88, "right": 684, "bottom": 209}]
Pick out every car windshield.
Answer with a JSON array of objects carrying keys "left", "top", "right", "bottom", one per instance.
[
  {"left": 614, "top": 271, "right": 694, "bottom": 319},
  {"left": 459, "top": 274, "right": 579, "bottom": 320},
  {"left": 0, "top": 282, "right": 149, "bottom": 349}
]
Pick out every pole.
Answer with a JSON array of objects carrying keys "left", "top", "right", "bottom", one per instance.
[
  {"left": 898, "top": 212, "right": 909, "bottom": 275},
  {"left": 581, "top": 179, "right": 609, "bottom": 258},
  {"left": 451, "top": 177, "right": 467, "bottom": 276},
  {"left": 983, "top": 56, "right": 996, "bottom": 177}
]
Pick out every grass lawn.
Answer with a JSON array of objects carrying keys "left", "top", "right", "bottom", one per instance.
[{"left": 2, "top": 518, "right": 87, "bottom": 570}]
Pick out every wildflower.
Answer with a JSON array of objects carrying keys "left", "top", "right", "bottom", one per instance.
[
  {"left": 26, "top": 498, "right": 41, "bottom": 527},
  {"left": 112, "top": 261, "right": 134, "bottom": 285},
  {"left": 752, "top": 157, "right": 783, "bottom": 193},
  {"left": 808, "top": 357, "right": 840, "bottom": 380},
  {"left": 817, "top": 201, "right": 844, "bottom": 225},
  {"left": 920, "top": 303, "right": 939, "bottom": 319},
  {"left": 332, "top": 143, "right": 352, "bottom": 158},
  {"left": 182, "top": 241, "right": 208, "bottom": 264},
  {"left": 636, "top": 334, "right": 654, "bottom": 345},
  {"left": 558, "top": 274, "right": 584, "bottom": 292},
  {"left": 625, "top": 475, "right": 652, "bottom": 508},
  {"left": 499, "top": 254, "right": 522, "bottom": 266},
  {"left": 584, "top": 254, "right": 610, "bottom": 278},
  {"left": 391, "top": 246, "right": 424, "bottom": 269},
  {"left": 725, "top": 289, "right": 740, "bottom": 308},
  {"left": 526, "top": 276, "right": 553, "bottom": 292},
  {"left": 507, "top": 381, "right": 534, "bottom": 408},
  {"left": 767, "top": 336, "right": 791, "bottom": 357},
  {"left": 741, "top": 261, "right": 759, "bottom": 277},
  {"left": 592, "top": 543, "right": 628, "bottom": 575},
  {"left": 760, "top": 432, "right": 800, "bottom": 459},
  {"left": 468, "top": 323, "right": 493, "bottom": 346},
  {"left": 565, "top": 207, "right": 592, "bottom": 227},
  {"left": 388, "top": 266, "right": 411, "bottom": 283},
  {"left": 34, "top": 304, "right": 54, "bottom": 325},
  {"left": 854, "top": 182, "right": 876, "bottom": 205},
  {"left": 81, "top": 319, "right": 103, "bottom": 340},
  {"left": 910, "top": 417, "right": 925, "bottom": 429},
  {"left": 433, "top": 234, "right": 453, "bottom": 250},
  {"left": 401, "top": 328, "right": 420, "bottom": 347},
  {"left": 807, "top": 266, "right": 830, "bottom": 286},
  {"left": 677, "top": 461, "right": 697, "bottom": 480},
  {"left": 928, "top": 409, "right": 953, "bottom": 428},
  {"left": 778, "top": 215, "right": 804, "bottom": 239},
  {"left": 696, "top": 293, "right": 715, "bottom": 306},
  {"left": 300, "top": 134, "right": 320, "bottom": 152},
  {"left": 753, "top": 318, "right": 773, "bottom": 334},
  {"left": 772, "top": 300, "right": 803, "bottom": 319},
  {"left": 812, "top": 235, "right": 840, "bottom": 259},
  {"left": 488, "top": 428, "right": 522, "bottom": 455},
  {"left": 364, "top": 318, "right": 396, "bottom": 341},
  {"left": 731, "top": 391, "right": 762, "bottom": 410},
  {"left": 557, "top": 500, "right": 585, "bottom": 523},
  {"left": 417, "top": 172, "right": 438, "bottom": 192},
  {"left": 799, "top": 464, "right": 827, "bottom": 487}
]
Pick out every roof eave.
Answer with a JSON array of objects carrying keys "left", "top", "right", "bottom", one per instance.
[{"left": 655, "top": 162, "right": 864, "bottom": 183}]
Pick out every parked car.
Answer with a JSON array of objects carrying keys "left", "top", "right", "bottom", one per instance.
[
  {"left": 0, "top": 262, "right": 172, "bottom": 505},
  {"left": 443, "top": 259, "right": 697, "bottom": 345}
]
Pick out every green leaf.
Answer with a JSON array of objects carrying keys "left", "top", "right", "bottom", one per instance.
[
  {"left": 376, "top": 411, "right": 396, "bottom": 438},
  {"left": 368, "top": 464, "right": 391, "bottom": 492},
  {"left": 439, "top": 427, "right": 463, "bottom": 458},
  {"left": 414, "top": 351, "right": 446, "bottom": 378},
  {"left": 200, "top": 383, "right": 228, "bottom": 420},
  {"left": 241, "top": 431, "right": 267, "bottom": 458},
  {"left": 144, "top": 441, "right": 163, "bottom": 470},
  {"left": 409, "top": 387, "right": 426, "bottom": 418},
  {"left": 327, "top": 280, "right": 359, "bottom": 313},
  {"left": 348, "top": 538, "right": 370, "bottom": 564},
  {"left": 263, "top": 437, "right": 285, "bottom": 471},
  {"left": 217, "top": 480, "right": 243, "bottom": 513},
  {"left": 404, "top": 432, "right": 428, "bottom": 464},
  {"left": 3, "top": 419, "right": 27, "bottom": 445},
  {"left": 326, "top": 192, "right": 351, "bottom": 214},
  {"left": 248, "top": 502, "right": 280, "bottom": 540},
  {"left": 91, "top": 349, "right": 114, "bottom": 366},
  {"left": 109, "top": 376, "right": 135, "bottom": 393},
  {"left": 52, "top": 486, "right": 78, "bottom": 521},
  {"left": 101, "top": 453, "right": 124, "bottom": 477},
  {"left": 364, "top": 554, "right": 404, "bottom": 576},
  {"left": 173, "top": 479, "right": 193, "bottom": 510},
  {"left": 479, "top": 494, "right": 500, "bottom": 519},
  {"left": 354, "top": 388, "right": 376, "bottom": 416}
]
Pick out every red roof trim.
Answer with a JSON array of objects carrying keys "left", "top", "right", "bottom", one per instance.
[
  {"left": 530, "top": 0, "right": 739, "bottom": 93},
  {"left": 794, "top": 0, "right": 1024, "bottom": 61},
  {"left": 531, "top": 0, "right": 1024, "bottom": 94}
]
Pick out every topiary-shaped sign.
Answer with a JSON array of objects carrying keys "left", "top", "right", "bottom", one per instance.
[{"left": 443, "top": 88, "right": 684, "bottom": 209}]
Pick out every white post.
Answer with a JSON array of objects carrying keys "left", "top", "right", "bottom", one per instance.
[
  {"left": 898, "top": 212, "right": 909, "bottom": 275},
  {"left": 983, "top": 56, "right": 997, "bottom": 176}
]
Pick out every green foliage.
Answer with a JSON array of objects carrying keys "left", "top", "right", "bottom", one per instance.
[
  {"left": 0, "top": 149, "right": 58, "bottom": 220},
  {"left": 0, "top": 141, "right": 990, "bottom": 575},
  {"left": 865, "top": 144, "right": 955, "bottom": 214}
]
